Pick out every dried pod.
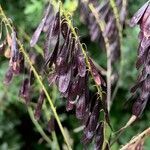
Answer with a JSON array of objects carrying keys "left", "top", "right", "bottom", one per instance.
[
  {"left": 76, "top": 45, "right": 86, "bottom": 77},
  {"left": 4, "top": 67, "right": 13, "bottom": 85},
  {"left": 94, "top": 122, "right": 104, "bottom": 150},
  {"left": 29, "top": 69, "right": 35, "bottom": 86},
  {"left": 75, "top": 92, "right": 87, "bottom": 120},
  {"left": 47, "top": 116, "right": 55, "bottom": 133},
  {"left": 11, "top": 31, "right": 19, "bottom": 62},
  {"left": 130, "top": 1, "right": 149, "bottom": 27},
  {"left": 58, "top": 67, "right": 72, "bottom": 93},
  {"left": 130, "top": 1, "right": 150, "bottom": 117},
  {"left": 82, "top": 100, "right": 101, "bottom": 144},
  {"left": 30, "top": 4, "right": 52, "bottom": 47},
  {"left": 88, "top": 57, "right": 105, "bottom": 86},
  {"left": 19, "top": 78, "right": 30, "bottom": 104},
  {"left": 34, "top": 90, "right": 46, "bottom": 120}
]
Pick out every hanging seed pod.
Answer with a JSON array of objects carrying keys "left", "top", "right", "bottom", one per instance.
[
  {"left": 44, "top": 10, "right": 61, "bottom": 60},
  {"left": 75, "top": 92, "right": 87, "bottom": 120},
  {"left": 4, "top": 67, "right": 13, "bottom": 85},
  {"left": 130, "top": 1, "right": 149, "bottom": 27},
  {"left": 130, "top": 1, "right": 150, "bottom": 118},
  {"left": 88, "top": 57, "right": 105, "bottom": 86},
  {"left": 44, "top": 35, "right": 60, "bottom": 69},
  {"left": 9, "top": 31, "right": 21, "bottom": 74},
  {"left": 82, "top": 99, "right": 101, "bottom": 144},
  {"left": 30, "top": 4, "right": 52, "bottom": 47},
  {"left": 58, "top": 67, "right": 72, "bottom": 93},
  {"left": 43, "top": 6, "right": 54, "bottom": 32},
  {"left": 94, "top": 122, "right": 104, "bottom": 150},
  {"left": 29, "top": 69, "right": 35, "bottom": 86},
  {"left": 47, "top": 116, "right": 55, "bottom": 133},
  {"left": 19, "top": 78, "right": 30, "bottom": 104},
  {"left": 11, "top": 31, "right": 19, "bottom": 62},
  {"left": 76, "top": 45, "right": 86, "bottom": 77},
  {"left": 34, "top": 90, "right": 46, "bottom": 120}
]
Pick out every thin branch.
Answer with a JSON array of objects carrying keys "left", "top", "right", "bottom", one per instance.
[
  {"left": 89, "top": 3, "right": 112, "bottom": 112},
  {"left": 110, "top": 0, "right": 127, "bottom": 106},
  {"left": 28, "top": 107, "right": 52, "bottom": 145},
  {"left": 120, "top": 127, "right": 150, "bottom": 150}
]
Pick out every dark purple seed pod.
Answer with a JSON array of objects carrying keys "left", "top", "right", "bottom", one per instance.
[
  {"left": 75, "top": 44, "right": 86, "bottom": 77},
  {"left": 29, "top": 69, "right": 35, "bottom": 86},
  {"left": 19, "top": 78, "right": 30, "bottom": 104},
  {"left": 18, "top": 52, "right": 25, "bottom": 73},
  {"left": 94, "top": 122, "right": 104, "bottom": 150},
  {"left": 130, "top": 1, "right": 150, "bottom": 117},
  {"left": 76, "top": 54, "right": 86, "bottom": 77},
  {"left": 58, "top": 67, "right": 72, "bottom": 93},
  {"left": 4, "top": 67, "right": 13, "bottom": 85},
  {"left": 47, "top": 116, "right": 55, "bottom": 133},
  {"left": 75, "top": 92, "right": 87, "bottom": 120},
  {"left": 132, "top": 97, "right": 148, "bottom": 117},
  {"left": 11, "top": 31, "right": 19, "bottom": 62},
  {"left": 130, "top": 81, "right": 144, "bottom": 93},
  {"left": 66, "top": 98, "right": 75, "bottom": 111},
  {"left": 34, "top": 90, "right": 46, "bottom": 120},
  {"left": 44, "top": 10, "right": 61, "bottom": 60},
  {"left": 30, "top": 3, "right": 51, "bottom": 47},
  {"left": 44, "top": 33, "right": 60, "bottom": 68},
  {"left": 43, "top": 5, "right": 54, "bottom": 32},
  {"left": 130, "top": 1, "right": 149, "bottom": 27},
  {"left": 142, "top": 76, "right": 150, "bottom": 92},
  {"left": 88, "top": 57, "right": 104, "bottom": 86},
  {"left": 52, "top": 11, "right": 61, "bottom": 36},
  {"left": 82, "top": 100, "right": 101, "bottom": 144}
]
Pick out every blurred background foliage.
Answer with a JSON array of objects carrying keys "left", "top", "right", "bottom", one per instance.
[{"left": 0, "top": 0, "right": 150, "bottom": 149}]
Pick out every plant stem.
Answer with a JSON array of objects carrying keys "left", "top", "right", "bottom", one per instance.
[
  {"left": 110, "top": 0, "right": 127, "bottom": 106},
  {"left": 89, "top": 3, "right": 112, "bottom": 112},
  {"left": 28, "top": 107, "right": 52, "bottom": 145},
  {"left": 120, "top": 127, "right": 150, "bottom": 150}
]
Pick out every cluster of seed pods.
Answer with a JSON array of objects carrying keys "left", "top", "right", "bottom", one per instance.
[
  {"left": 0, "top": 25, "right": 46, "bottom": 118},
  {"left": 79, "top": 0, "right": 127, "bottom": 64},
  {"left": 30, "top": 3, "right": 109, "bottom": 148},
  {"left": 130, "top": 1, "right": 150, "bottom": 118},
  {"left": 0, "top": 31, "right": 24, "bottom": 85}
]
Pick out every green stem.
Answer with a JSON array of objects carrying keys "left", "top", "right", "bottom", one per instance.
[
  {"left": 28, "top": 107, "right": 52, "bottom": 145},
  {"left": 110, "top": 0, "right": 127, "bottom": 105},
  {"left": 89, "top": 3, "right": 112, "bottom": 112}
]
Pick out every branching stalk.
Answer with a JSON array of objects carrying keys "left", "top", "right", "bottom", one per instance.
[{"left": 89, "top": 3, "right": 112, "bottom": 112}]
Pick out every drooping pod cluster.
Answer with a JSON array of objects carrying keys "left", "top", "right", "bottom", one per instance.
[
  {"left": 0, "top": 30, "right": 24, "bottom": 85},
  {"left": 30, "top": 3, "right": 109, "bottom": 148},
  {"left": 130, "top": 1, "right": 150, "bottom": 117},
  {"left": 79, "top": 0, "right": 127, "bottom": 63},
  {"left": 0, "top": 16, "right": 46, "bottom": 119}
]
